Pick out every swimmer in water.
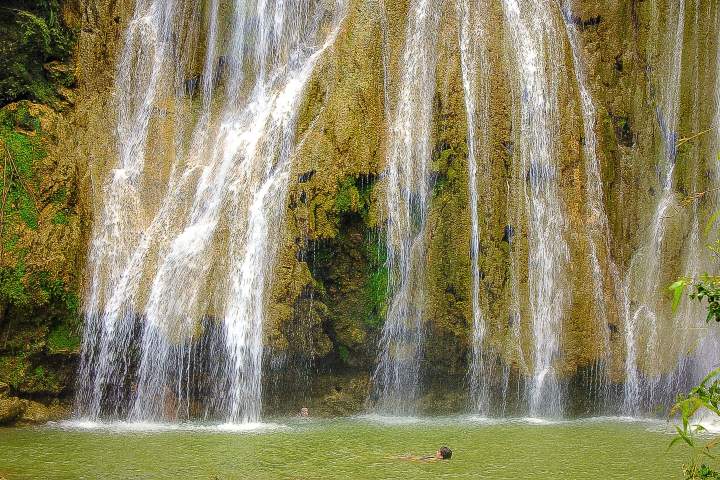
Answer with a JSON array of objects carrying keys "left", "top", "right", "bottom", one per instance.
[{"left": 399, "top": 446, "right": 452, "bottom": 461}]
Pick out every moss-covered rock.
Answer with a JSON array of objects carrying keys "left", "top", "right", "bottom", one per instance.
[
  {"left": 0, "top": 396, "right": 24, "bottom": 425},
  {"left": 0, "top": 15, "right": 82, "bottom": 420},
  {"left": 0, "top": 1, "right": 75, "bottom": 107},
  {"left": 18, "top": 398, "right": 68, "bottom": 424},
  {"left": 307, "top": 373, "right": 371, "bottom": 417},
  {"left": 0, "top": 0, "right": 712, "bottom": 420}
]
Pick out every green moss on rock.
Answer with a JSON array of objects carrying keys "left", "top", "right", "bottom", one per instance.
[
  {"left": 0, "top": 1, "right": 75, "bottom": 107},
  {"left": 47, "top": 320, "right": 80, "bottom": 354}
]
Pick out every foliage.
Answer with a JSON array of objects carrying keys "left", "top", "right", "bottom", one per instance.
[
  {"left": 669, "top": 320, "right": 720, "bottom": 477},
  {"left": 0, "top": 1, "right": 75, "bottom": 106},
  {"left": 0, "top": 262, "right": 30, "bottom": 306},
  {"left": 669, "top": 213, "right": 720, "bottom": 477},
  {"left": 332, "top": 175, "right": 386, "bottom": 329},
  {"left": 0, "top": 354, "right": 62, "bottom": 394},
  {"left": 364, "top": 238, "right": 387, "bottom": 329},
  {"left": 0, "top": 103, "right": 78, "bottom": 317},
  {"left": 334, "top": 176, "right": 374, "bottom": 222},
  {"left": 51, "top": 210, "right": 68, "bottom": 225},
  {"left": 684, "top": 463, "right": 720, "bottom": 479},
  {"left": 670, "top": 275, "right": 720, "bottom": 324},
  {"left": 47, "top": 321, "right": 81, "bottom": 354},
  {"left": 691, "top": 279, "right": 720, "bottom": 324},
  {"left": 0, "top": 355, "right": 29, "bottom": 389},
  {"left": 334, "top": 177, "right": 360, "bottom": 213},
  {"left": 669, "top": 368, "right": 720, "bottom": 449},
  {"left": 0, "top": 103, "right": 45, "bottom": 232},
  {"left": 337, "top": 345, "right": 350, "bottom": 364},
  {"left": 0, "top": 262, "right": 79, "bottom": 313}
]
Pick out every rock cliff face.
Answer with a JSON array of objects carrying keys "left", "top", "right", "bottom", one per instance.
[
  {"left": 0, "top": 0, "right": 86, "bottom": 423},
  {"left": 1, "top": 0, "right": 718, "bottom": 421}
]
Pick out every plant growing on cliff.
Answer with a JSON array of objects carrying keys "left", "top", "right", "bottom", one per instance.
[{"left": 0, "top": 1, "right": 75, "bottom": 106}]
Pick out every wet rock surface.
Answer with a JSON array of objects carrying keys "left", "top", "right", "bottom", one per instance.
[{"left": 1, "top": 0, "right": 719, "bottom": 420}]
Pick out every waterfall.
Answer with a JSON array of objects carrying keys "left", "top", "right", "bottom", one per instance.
[
  {"left": 501, "top": 0, "right": 569, "bottom": 417},
  {"left": 371, "top": 0, "right": 441, "bottom": 415},
  {"left": 662, "top": 0, "right": 704, "bottom": 403},
  {"left": 561, "top": 1, "right": 617, "bottom": 406},
  {"left": 459, "top": 0, "right": 492, "bottom": 416},
  {"left": 690, "top": 4, "right": 720, "bottom": 398},
  {"left": 502, "top": 178, "right": 530, "bottom": 415},
  {"left": 75, "top": 0, "right": 347, "bottom": 423},
  {"left": 623, "top": 0, "right": 686, "bottom": 415}
]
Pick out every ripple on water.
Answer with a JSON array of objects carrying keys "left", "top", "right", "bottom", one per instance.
[{"left": 2, "top": 416, "right": 687, "bottom": 479}]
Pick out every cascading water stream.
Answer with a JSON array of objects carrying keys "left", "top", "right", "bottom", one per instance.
[
  {"left": 688, "top": 5, "right": 720, "bottom": 404},
  {"left": 458, "top": 0, "right": 492, "bottom": 416},
  {"left": 623, "top": 0, "right": 685, "bottom": 415},
  {"left": 561, "top": 1, "right": 617, "bottom": 405},
  {"left": 76, "top": 0, "right": 178, "bottom": 419},
  {"left": 501, "top": 178, "right": 530, "bottom": 415},
  {"left": 501, "top": 0, "right": 569, "bottom": 417},
  {"left": 76, "top": 0, "right": 347, "bottom": 423},
  {"left": 372, "top": 0, "right": 441, "bottom": 415},
  {"left": 66, "top": 0, "right": 720, "bottom": 425},
  {"left": 662, "top": 2, "right": 705, "bottom": 401}
]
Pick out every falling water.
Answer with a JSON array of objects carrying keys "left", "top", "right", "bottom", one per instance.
[
  {"left": 76, "top": 0, "right": 347, "bottom": 423},
  {"left": 372, "top": 0, "right": 441, "bottom": 415},
  {"left": 690, "top": 5, "right": 720, "bottom": 396},
  {"left": 561, "top": 1, "right": 616, "bottom": 405},
  {"left": 459, "top": 0, "right": 492, "bottom": 415},
  {"left": 623, "top": 0, "right": 685, "bottom": 415},
  {"left": 663, "top": 1, "right": 704, "bottom": 402},
  {"left": 501, "top": 181, "right": 531, "bottom": 416},
  {"left": 501, "top": 0, "right": 569, "bottom": 417}
]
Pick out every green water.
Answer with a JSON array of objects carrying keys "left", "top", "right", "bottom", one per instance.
[{"left": 0, "top": 417, "right": 689, "bottom": 479}]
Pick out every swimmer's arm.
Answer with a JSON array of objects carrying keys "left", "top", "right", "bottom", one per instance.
[{"left": 395, "top": 454, "right": 437, "bottom": 462}]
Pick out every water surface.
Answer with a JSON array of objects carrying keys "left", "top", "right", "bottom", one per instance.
[{"left": 0, "top": 417, "right": 687, "bottom": 479}]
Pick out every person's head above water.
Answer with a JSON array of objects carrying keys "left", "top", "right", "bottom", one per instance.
[
  {"left": 300, "top": 407, "right": 309, "bottom": 417},
  {"left": 435, "top": 447, "right": 452, "bottom": 460}
]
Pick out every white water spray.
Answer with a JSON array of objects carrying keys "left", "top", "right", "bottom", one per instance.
[
  {"left": 501, "top": 0, "right": 569, "bottom": 417},
  {"left": 372, "top": 0, "right": 441, "bottom": 415},
  {"left": 459, "top": 0, "right": 492, "bottom": 415},
  {"left": 76, "top": 0, "right": 348, "bottom": 423}
]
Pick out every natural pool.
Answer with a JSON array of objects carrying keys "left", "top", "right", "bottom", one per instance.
[{"left": 0, "top": 416, "right": 689, "bottom": 479}]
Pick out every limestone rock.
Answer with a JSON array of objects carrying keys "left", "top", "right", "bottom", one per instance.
[
  {"left": 0, "top": 397, "right": 25, "bottom": 425},
  {"left": 20, "top": 400, "right": 49, "bottom": 424},
  {"left": 313, "top": 374, "right": 370, "bottom": 417},
  {"left": 18, "top": 400, "right": 69, "bottom": 424}
]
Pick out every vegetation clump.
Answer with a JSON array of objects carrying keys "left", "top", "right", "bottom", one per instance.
[
  {"left": 0, "top": 97, "right": 80, "bottom": 409},
  {"left": 0, "top": 0, "right": 75, "bottom": 107},
  {"left": 669, "top": 228, "right": 720, "bottom": 477}
]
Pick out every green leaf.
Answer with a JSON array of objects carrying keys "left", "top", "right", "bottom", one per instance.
[
  {"left": 670, "top": 279, "right": 689, "bottom": 312},
  {"left": 675, "top": 425, "right": 695, "bottom": 448},
  {"left": 669, "top": 436, "right": 684, "bottom": 450},
  {"left": 706, "top": 436, "right": 720, "bottom": 451}
]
